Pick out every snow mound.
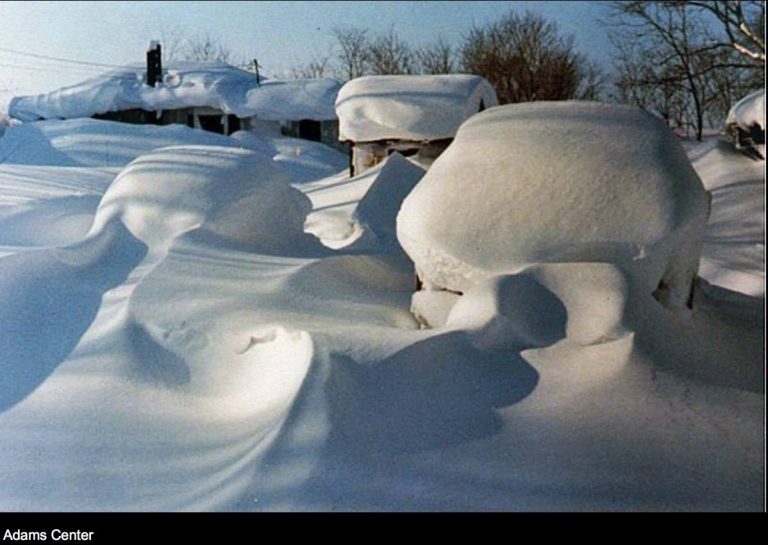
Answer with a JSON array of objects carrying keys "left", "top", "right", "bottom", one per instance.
[
  {"left": 444, "top": 263, "right": 629, "bottom": 348},
  {"left": 0, "top": 118, "right": 243, "bottom": 167},
  {"left": 397, "top": 101, "right": 711, "bottom": 328},
  {"left": 689, "top": 138, "right": 765, "bottom": 297},
  {"left": 336, "top": 74, "right": 498, "bottom": 142},
  {"left": 0, "top": 220, "right": 147, "bottom": 411},
  {"left": 91, "top": 145, "right": 315, "bottom": 254},
  {"left": 9, "top": 62, "right": 340, "bottom": 122},
  {"left": 726, "top": 89, "right": 765, "bottom": 131},
  {"left": 301, "top": 153, "right": 425, "bottom": 249},
  {"left": 232, "top": 129, "right": 348, "bottom": 184},
  {"left": 353, "top": 153, "right": 425, "bottom": 246}
]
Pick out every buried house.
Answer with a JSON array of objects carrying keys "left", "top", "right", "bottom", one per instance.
[
  {"left": 9, "top": 44, "right": 342, "bottom": 147},
  {"left": 335, "top": 74, "right": 498, "bottom": 175}
]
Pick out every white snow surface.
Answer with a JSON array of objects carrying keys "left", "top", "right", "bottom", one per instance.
[
  {"left": 726, "top": 88, "right": 765, "bottom": 130},
  {"left": 0, "top": 109, "right": 762, "bottom": 512},
  {"left": 9, "top": 62, "right": 341, "bottom": 122},
  {"left": 689, "top": 136, "right": 765, "bottom": 297},
  {"left": 397, "top": 101, "right": 711, "bottom": 312},
  {"left": 0, "top": 118, "right": 243, "bottom": 167},
  {"left": 336, "top": 74, "right": 498, "bottom": 142}
]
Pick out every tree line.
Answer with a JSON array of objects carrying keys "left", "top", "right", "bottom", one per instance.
[
  {"left": 174, "top": 2, "right": 765, "bottom": 141},
  {"left": 298, "top": 12, "right": 605, "bottom": 104}
]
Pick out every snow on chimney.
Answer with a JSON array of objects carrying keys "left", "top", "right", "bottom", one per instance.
[{"left": 146, "top": 41, "right": 162, "bottom": 87}]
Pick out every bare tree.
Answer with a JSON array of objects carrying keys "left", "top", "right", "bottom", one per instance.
[
  {"left": 290, "top": 56, "right": 332, "bottom": 79},
  {"left": 416, "top": 38, "right": 457, "bottom": 74},
  {"left": 687, "top": 0, "right": 765, "bottom": 64},
  {"left": 182, "top": 33, "right": 232, "bottom": 63},
  {"left": 576, "top": 60, "right": 606, "bottom": 101},
  {"left": 332, "top": 26, "right": 369, "bottom": 80},
  {"left": 608, "top": 1, "right": 762, "bottom": 140},
  {"left": 366, "top": 27, "right": 415, "bottom": 75},
  {"left": 158, "top": 23, "right": 184, "bottom": 62},
  {"left": 460, "top": 11, "right": 603, "bottom": 103}
]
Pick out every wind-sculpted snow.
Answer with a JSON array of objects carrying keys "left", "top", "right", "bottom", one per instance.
[
  {"left": 89, "top": 145, "right": 321, "bottom": 255},
  {"left": 398, "top": 102, "right": 712, "bottom": 330},
  {"left": 0, "top": 108, "right": 763, "bottom": 511},
  {"left": 0, "top": 145, "right": 323, "bottom": 510},
  {"left": 0, "top": 118, "right": 243, "bottom": 167},
  {"left": 689, "top": 138, "right": 765, "bottom": 297}
]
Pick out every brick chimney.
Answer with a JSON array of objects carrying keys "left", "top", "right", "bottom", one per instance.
[{"left": 146, "top": 41, "right": 162, "bottom": 87}]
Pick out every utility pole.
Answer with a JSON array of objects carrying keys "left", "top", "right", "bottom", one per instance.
[{"left": 253, "top": 58, "right": 261, "bottom": 87}]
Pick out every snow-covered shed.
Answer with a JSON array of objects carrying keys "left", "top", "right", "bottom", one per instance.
[
  {"left": 725, "top": 89, "right": 765, "bottom": 160},
  {"left": 335, "top": 74, "right": 498, "bottom": 175},
  {"left": 9, "top": 49, "right": 342, "bottom": 145},
  {"left": 397, "top": 101, "right": 711, "bottom": 328}
]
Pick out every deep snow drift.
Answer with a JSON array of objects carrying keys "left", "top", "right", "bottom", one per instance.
[
  {"left": 397, "top": 102, "right": 711, "bottom": 328},
  {"left": 0, "top": 103, "right": 763, "bottom": 511},
  {"left": 690, "top": 137, "right": 765, "bottom": 297}
]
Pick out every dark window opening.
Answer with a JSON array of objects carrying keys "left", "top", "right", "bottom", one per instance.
[
  {"left": 93, "top": 108, "right": 151, "bottom": 125},
  {"left": 750, "top": 123, "right": 765, "bottom": 145},
  {"left": 479, "top": 98, "right": 486, "bottom": 112},
  {"left": 186, "top": 114, "right": 195, "bottom": 128},
  {"left": 389, "top": 148, "right": 419, "bottom": 157},
  {"left": 197, "top": 115, "right": 225, "bottom": 134},
  {"left": 227, "top": 115, "right": 241, "bottom": 134},
  {"left": 298, "top": 119, "right": 322, "bottom": 142}
]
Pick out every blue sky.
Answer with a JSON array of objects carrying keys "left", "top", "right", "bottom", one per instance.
[{"left": 0, "top": 1, "right": 614, "bottom": 95}]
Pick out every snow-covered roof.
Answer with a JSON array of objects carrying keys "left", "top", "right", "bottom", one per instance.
[
  {"left": 336, "top": 74, "right": 498, "bottom": 142},
  {"left": 9, "top": 61, "right": 341, "bottom": 122},
  {"left": 397, "top": 101, "right": 710, "bottom": 303},
  {"left": 726, "top": 89, "right": 765, "bottom": 131}
]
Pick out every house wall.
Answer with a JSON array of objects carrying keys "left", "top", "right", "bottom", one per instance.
[
  {"left": 93, "top": 107, "right": 242, "bottom": 135},
  {"left": 281, "top": 119, "right": 348, "bottom": 153},
  {"left": 350, "top": 138, "right": 453, "bottom": 176}
]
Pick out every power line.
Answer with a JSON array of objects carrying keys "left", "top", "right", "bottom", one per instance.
[
  {"left": 0, "top": 45, "right": 126, "bottom": 69},
  {"left": 0, "top": 59, "right": 111, "bottom": 76}
]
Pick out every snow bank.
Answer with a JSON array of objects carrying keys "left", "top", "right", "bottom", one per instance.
[
  {"left": 232, "top": 128, "right": 348, "bottom": 184},
  {"left": 689, "top": 138, "right": 765, "bottom": 297},
  {"left": 336, "top": 74, "right": 498, "bottom": 142},
  {"left": 91, "top": 145, "right": 316, "bottom": 254},
  {"left": 0, "top": 220, "right": 147, "bottom": 411},
  {"left": 9, "top": 62, "right": 341, "bottom": 122},
  {"left": 726, "top": 89, "right": 765, "bottom": 131},
  {"left": 0, "top": 102, "right": 762, "bottom": 510},
  {"left": 0, "top": 118, "right": 243, "bottom": 167},
  {"left": 398, "top": 101, "right": 711, "bottom": 329},
  {"left": 444, "top": 263, "right": 629, "bottom": 349},
  {"left": 352, "top": 153, "right": 425, "bottom": 246},
  {"left": 302, "top": 153, "right": 425, "bottom": 249}
]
